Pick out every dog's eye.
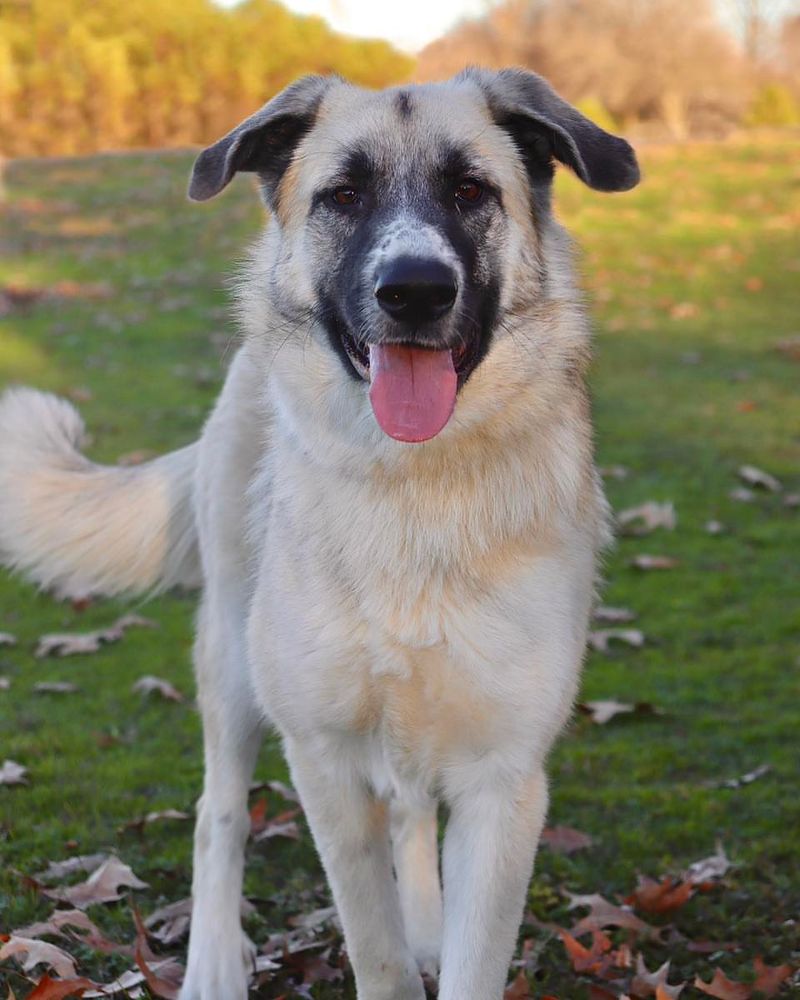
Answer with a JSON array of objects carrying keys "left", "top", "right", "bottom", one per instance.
[
  {"left": 454, "top": 178, "right": 484, "bottom": 205},
  {"left": 332, "top": 187, "right": 360, "bottom": 206}
]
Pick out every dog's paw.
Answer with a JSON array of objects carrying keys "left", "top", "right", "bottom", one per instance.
[{"left": 179, "top": 930, "right": 256, "bottom": 1000}]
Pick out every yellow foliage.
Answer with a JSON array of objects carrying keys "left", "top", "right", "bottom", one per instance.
[{"left": 0, "top": 0, "right": 415, "bottom": 156}]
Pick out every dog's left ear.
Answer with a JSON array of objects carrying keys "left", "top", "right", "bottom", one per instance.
[
  {"left": 468, "top": 67, "right": 640, "bottom": 193},
  {"left": 189, "top": 75, "right": 335, "bottom": 202}
]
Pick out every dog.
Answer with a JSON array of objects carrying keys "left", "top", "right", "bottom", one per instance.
[{"left": 0, "top": 68, "right": 639, "bottom": 999}]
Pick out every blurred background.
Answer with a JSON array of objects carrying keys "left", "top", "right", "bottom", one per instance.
[{"left": 1, "top": 0, "right": 799, "bottom": 156}]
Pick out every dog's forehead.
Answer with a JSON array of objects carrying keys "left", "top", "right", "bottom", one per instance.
[{"left": 309, "top": 79, "right": 498, "bottom": 173}]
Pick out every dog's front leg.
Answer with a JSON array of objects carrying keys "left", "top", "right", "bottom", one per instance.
[
  {"left": 284, "top": 737, "right": 426, "bottom": 1000},
  {"left": 438, "top": 764, "right": 549, "bottom": 1000},
  {"left": 180, "top": 599, "right": 264, "bottom": 1000}
]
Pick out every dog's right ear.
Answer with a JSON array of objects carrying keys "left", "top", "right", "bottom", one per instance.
[{"left": 189, "top": 75, "right": 334, "bottom": 202}]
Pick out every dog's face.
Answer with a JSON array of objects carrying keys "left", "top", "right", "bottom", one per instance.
[{"left": 191, "top": 71, "right": 639, "bottom": 443}]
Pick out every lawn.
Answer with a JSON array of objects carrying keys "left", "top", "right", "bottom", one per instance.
[{"left": 0, "top": 136, "right": 798, "bottom": 998}]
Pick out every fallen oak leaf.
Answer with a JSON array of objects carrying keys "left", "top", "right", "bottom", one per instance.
[
  {"left": 0, "top": 759, "right": 28, "bottom": 785},
  {"left": 683, "top": 843, "right": 732, "bottom": 884},
  {"left": 617, "top": 501, "right": 676, "bottom": 535},
  {"left": 594, "top": 606, "right": 637, "bottom": 623},
  {"left": 14, "top": 908, "right": 131, "bottom": 957},
  {"left": 540, "top": 825, "right": 594, "bottom": 854},
  {"left": 44, "top": 855, "right": 148, "bottom": 909},
  {"left": 0, "top": 935, "right": 77, "bottom": 978},
  {"left": 504, "top": 971, "right": 532, "bottom": 998},
  {"left": 25, "top": 977, "right": 98, "bottom": 1000},
  {"left": 631, "top": 554, "right": 680, "bottom": 570},
  {"left": 588, "top": 629, "right": 645, "bottom": 654},
  {"left": 35, "top": 853, "right": 108, "bottom": 883},
  {"left": 119, "top": 808, "right": 191, "bottom": 835},
  {"left": 738, "top": 465, "right": 781, "bottom": 493},
  {"left": 626, "top": 876, "right": 694, "bottom": 914},
  {"left": 566, "top": 893, "right": 662, "bottom": 940},
  {"left": 253, "top": 807, "right": 301, "bottom": 842},
  {"left": 752, "top": 957, "right": 794, "bottom": 997},
  {"left": 693, "top": 969, "right": 750, "bottom": 999},
  {"left": 578, "top": 701, "right": 661, "bottom": 725},
  {"left": 630, "top": 954, "right": 685, "bottom": 997},
  {"left": 132, "top": 904, "right": 182, "bottom": 1000},
  {"left": 36, "top": 614, "right": 156, "bottom": 658},
  {"left": 558, "top": 928, "right": 615, "bottom": 976},
  {"left": 132, "top": 675, "right": 184, "bottom": 702}
]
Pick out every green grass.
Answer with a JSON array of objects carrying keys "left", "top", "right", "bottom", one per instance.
[{"left": 1, "top": 138, "right": 799, "bottom": 997}]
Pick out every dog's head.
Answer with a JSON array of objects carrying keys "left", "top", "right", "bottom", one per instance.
[{"left": 190, "top": 70, "right": 639, "bottom": 444}]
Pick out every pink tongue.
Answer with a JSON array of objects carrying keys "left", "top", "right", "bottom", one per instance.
[{"left": 368, "top": 344, "right": 457, "bottom": 443}]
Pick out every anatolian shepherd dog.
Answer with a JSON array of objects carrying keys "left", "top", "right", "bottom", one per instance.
[{"left": 0, "top": 69, "right": 639, "bottom": 999}]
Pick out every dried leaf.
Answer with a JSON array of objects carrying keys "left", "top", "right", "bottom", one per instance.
[
  {"left": 716, "top": 763, "right": 771, "bottom": 790},
  {"left": 774, "top": 335, "right": 800, "bottom": 361},
  {"left": 119, "top": 808, "right": 191, "bottom": 834},
  {"left": 0, "top": 759, "right": 28, "bottom": 785},
  {"left": 566, "top": 893, "right": 661, "bottom": 940},
  {"left": 684, "top": 843, "right": 732, "bottom": 884},
  {"left": 594, "top": 606, "right": 637, "bottom": 624},
  {"left": 631, "top": 955, "right": 685, "bottom": 998},
  {"left": 36, "top": 614, "right": 156, "bottom": 658},
  {"left": 132, "top": 675, "right": 184, "bottom": 702},
  {"left": 13, "top": 907, "right": 129, "bottom": 957},
  {"left": 738, "top": 465, "right": 781, "bottom": 492},
  {"left": 0, "top": 632, "right": 17, "bottom": 647},
  {"left": 288, "top": 905, "right": 339, "bottom": 931},
  {"left": 578, "top": 700, "right": 660, "bottom": 725},
  {"left": 693, "top": 969, "right": 750, "bottom": 999},
  {"left": 26, "top": 977, "right": 98, "bottom": 1000},
  {"left": 35, "top": 853, "right": 108, "bottom": 883},
  {"left": 0, "top": 935, "right": 78, "bottom": 978},
  {"left": 631, "top": 554, "right": 680, "bottom": 570},
  {"left": 626, "top": 876, "right": 695, "bottom": 914},
  {"left": 132, "top": 904, "right": 182, "bottom": 999},
  {"left": 558, "top": 928, "right": 614, "bottom": 975},
  {"left": 504, "top": 971, "right": 532, "bottom": 998},
  {"left": 540, "top": 825, "right": 594, "bottom": 854},
  {"left": 34, "top": 682, "right": 79, "bottom": 694},
  {"left": 588, "top": 629, "right": 645, "bottom": 654},
  {"left": 44, "top": 855, "right": 148, "bottom": 909},
  {"left": 752, "top": 957, "right": 794, "bottom": 997},
  {"left": 617, "top": 501, "right": 676, "bottom": 535},
  {"left": 253, "top": 808, "right": 301, "bottom": 842}
]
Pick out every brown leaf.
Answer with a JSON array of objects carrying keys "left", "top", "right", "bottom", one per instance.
[
  {"left": 0, "top": 759, "right": 28, "bottom": 785},
  {"left": 44, "top": 855, "right": 148, "bottom": 909},
  {"left": 14, "top": 908, "right": 130, "bottom": 957},
  {"left": 540, "top": 825, "right": 594, "bottom": 854},
  {"left": 253, "top": 808, "right": 301, "bottom": 842},
  {"left": 752, "top": 957, "right": 794, "bottom": 997},
  {"left": 132, "top": 904, "right": 182, "bottom": 999},
  {"left": 144, "top": 898, "right": 192, "bottom": 946},
  {"left": 578, "top": 701, "right": 661, "bottom": 725},
  {"left": 132, "top": 675, "right": 184, "bottom": 702},
  {"left": 119, "top": 808, "right": 191, "bottom": 834},
  {"left": 631, "top": 554, "right": 680, "bottom": 570},
  {"left": 26, "top": 977, "right": 98, "bottom": 1000},
  {"left": 35, "top": 854, "right": 108, "bottom": 883},
  {"left": 693, "top": 969, "right": 751, "bottom": 999},
  {"left": 594, "top": 606, "right": 637, "bottom": 624},
  {"left": 504, "top": 971, "right": 532, "bottom": 999},
  {"left": 558, "top": 928, "right": 615, "bottom": 976},
  {"left": 617, "top": 501, "right": 676, "bottom": 535},
  {"left": 566, "top": 893, "right": 662, "bottom": 939},
  {"left": 0, "top": 935, "right": 77, "bottom": 978},
  {"left": 774, "top": 335, "right": 800, "bottom": 361},
  {"left": 738, "top": 465, "right": 781, "bottom": 492},
  {"left": 683, "top": 843, "right": 732, "bottom": 884},
  {"left": 630, "top": 954, "right": 685, "bottom": 997},
  {"left": 287, "top": 905, "right": 339, "bottom": 932},
  {"left": 588, "top": 629, "right": 645, "bottom": 654},
  {"left": 626, "top": 876, "right": 694, "bottom": 914},
  {"left": 36, "top": 614, "right": 156, "bottom": 658}
]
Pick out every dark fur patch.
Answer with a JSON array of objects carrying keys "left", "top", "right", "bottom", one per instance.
[{"left": 395, "top": 91, "right": 413, "bottom": 118}]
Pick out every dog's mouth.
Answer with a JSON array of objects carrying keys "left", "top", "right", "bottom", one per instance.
[{"left": 340, "top": 330, "right": 479, "bottom": 443}]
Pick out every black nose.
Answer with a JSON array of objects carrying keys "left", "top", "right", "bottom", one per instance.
[{"left": 374, "top": 257, "right": 458, "bottom": 325}]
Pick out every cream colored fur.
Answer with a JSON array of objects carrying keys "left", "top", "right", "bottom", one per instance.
[{"left": 0, "top": 72, "right": 631, "bottom": 1000}]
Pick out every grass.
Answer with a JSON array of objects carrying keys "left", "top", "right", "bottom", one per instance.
[{"left": 1, "top": 136, "right": 799, "bottom": 997}]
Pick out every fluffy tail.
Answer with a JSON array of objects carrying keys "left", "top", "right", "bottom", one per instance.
[{"left": 0, "top": 387, "right": 201, "bottom": 598}]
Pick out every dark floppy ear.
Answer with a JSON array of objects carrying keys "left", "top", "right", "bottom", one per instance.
[
  {"left": 466, "top": 67, "right": 640, "bottom": 193},
  {"left": 189, "top": 75, "right": 334, "bottom": 202}
]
